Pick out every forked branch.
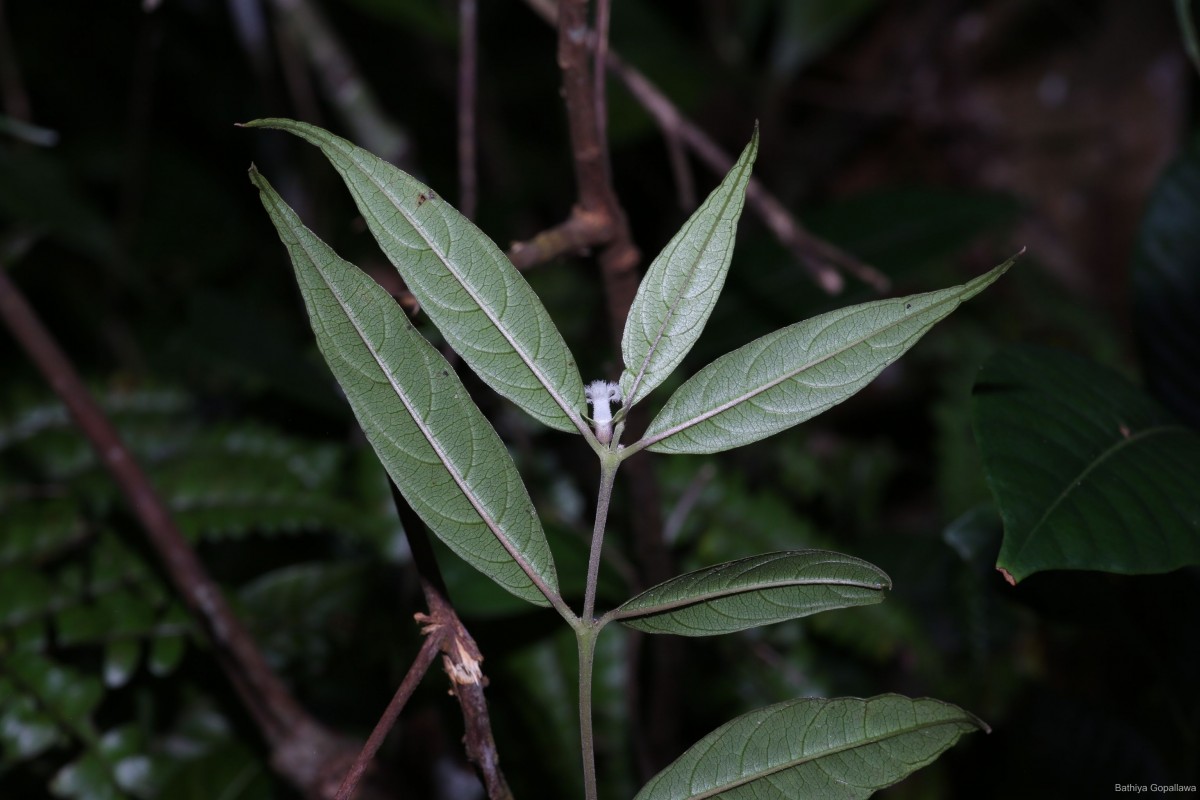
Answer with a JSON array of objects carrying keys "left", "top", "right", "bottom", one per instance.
[{"left": 520, "top": 0, "right": 889, "bottom": 294}]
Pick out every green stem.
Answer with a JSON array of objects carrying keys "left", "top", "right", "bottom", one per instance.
[
  {"left": 577, "top": 448, "right": 620, "bottom": 800},
  {"left": 583, "top": 454, "right": 620, "bottom": 622},
  {"left": 577, "top": 626, "right": 599, "bottom": 800}
]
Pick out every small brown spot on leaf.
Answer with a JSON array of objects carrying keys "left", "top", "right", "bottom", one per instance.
[
  {"left": 417, "top": 189, "right": 438, "bottom": 207},
  {"left": 998, "top": 567, "right": 1016, "bottom": 586}
]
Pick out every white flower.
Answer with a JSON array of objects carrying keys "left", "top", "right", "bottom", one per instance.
[{"left": 585, "top": 380, "right": 622, "bottom": 444}]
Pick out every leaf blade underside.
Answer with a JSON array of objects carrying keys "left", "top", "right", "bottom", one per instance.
[
  {"left": 244, "top": 118, "right": 587, "bottom": 435},
  {"left": 613, "top": 550, "right": 889, "bottom": 636},
  {"left": 640, "top": 257, "right": 1016, "bottom": 455},
  {"left": 251, "top": 166, "right": 557, "bottom": 606}
]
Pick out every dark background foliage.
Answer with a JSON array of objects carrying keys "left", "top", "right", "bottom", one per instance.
[{"left": 1, "top": 1, "right": 1197, "bottom": 798}]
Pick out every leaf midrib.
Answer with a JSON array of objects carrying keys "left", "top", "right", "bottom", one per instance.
[
  {"left": 677, "top": 714, "right": 973, "bottom": 800},
  {"left": 625, "top": 152, "right": 751, "bottom": 407},
  {"left": 1011, "top": 423, "right": 1191, "bottom": 564},
  {"left": 640, "top": 289, "right": 967, "bottom": 450},
  {"left": 294, "top": 225, "right": 553, "bottom": 599},
  {"left": 328, "top": 137, "right": 587, "bottom": 436},
  {"left": 615, "top": 575, "right": 885, "bottom": 621}
]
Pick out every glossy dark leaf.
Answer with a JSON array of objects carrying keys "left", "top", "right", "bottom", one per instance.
[
  {"left": 973, "top": 345, "right": 1200, "bottom": 583},
  {"left": 1132, "top": 142, "right": 1200, "bottom": 427}
]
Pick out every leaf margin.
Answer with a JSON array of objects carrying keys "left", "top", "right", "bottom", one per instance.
[
  {"left": 631, "top": 255, "right": 1018, "bottom": 456},
  {"left": 606, "top": 550, "right": 890, "bottom": 637}
]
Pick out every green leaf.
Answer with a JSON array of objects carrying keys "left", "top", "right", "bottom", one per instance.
[
  {"left": 51, "top": 751, "right": 124, "bottom": 800},
  {"left": 4, "top": 653, "right": 103, "bottom": 729},
  {"left": 250, "top": 167, "right": 558, "bottom": 606},
  {"left": 0, "top": 568, "right": 53, "bottom": 627},
  {"left": 634, "top": 694, "right": 987, "bottom": 800},
  {"left": 973, "top": 345, "right": 1200, "bottom": 583},
  {"left": 148, "top": 605, "right": 189, "bottom": 676},
  {"left": 639, "top": 257, "right": 1015, "bottom": 455},
  {"left": 1132, "top": 142, "right": 1200, "bottom": 427},
  {"left": 0, "top": 694, "right": 64, "bottom": 761},
  {"left": 103, "top": 641, "right": 141, "bottom": 689},
  {"left": 154, "top": 739, "right": 272, "bottom": 800},
  {"left": 242, "top": 118, "right": 587, "bottom": 435},
  {"left": 611, "top": 551, "right": 889, "bottom": 636},
  {"left": 621, "top": 129, "right": 758, "bottom": 408}
]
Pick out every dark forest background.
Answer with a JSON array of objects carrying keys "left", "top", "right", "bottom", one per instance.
[{"left": 1, "top": 1, "right": 1198, "bottom": 798}]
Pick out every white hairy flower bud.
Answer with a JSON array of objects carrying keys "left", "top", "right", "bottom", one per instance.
[{"left": 584, "top": 380, "right": 622, "bottom": 445}]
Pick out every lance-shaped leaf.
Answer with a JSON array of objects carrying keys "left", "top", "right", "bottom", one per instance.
[
  {"left": 973, "top": 345, "right": 1200, "bottom": 584},
  {"left": 243, "top": 118, "right": 587, "bottom": 434},
  {"left": 620, "top": 129, "right": 758, "bottom": 408},
  {"left": 638, "top": 256, "right": 1015, "bottom": 455},
  {"left": 611, "top": 551, "right": 889, "bottom": 636},
  {"left": 634, "top": 694, "right": 988, "bottom": 800},
  {"left": 250, "top": 166, "right": 557, "bottom": 606}
]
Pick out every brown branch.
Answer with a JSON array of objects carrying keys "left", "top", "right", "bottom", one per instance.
[
  {"left": 521, "top": 0, "right": 889, "bottom": 294},
  {"left": 389, "top": 483, "right": 514, "bottom": 800},
  {"left": 560, "top": 0, "right": 641, "bottom": 342},
  {"left": 458, "top": 0, "right": 478, "bottom": 219},
  {"left": 335, "top": 633, "right": 441, "bottom": 800},
  {"left": 507, "top": 206, "right": 612, "bottom": 268},
  {"left": 506, "top": 0, "right": 639, "bottom": 342},
  {"left": 592, "top": 0, "right": 610, "bottom": 146},
  {"left": 0, "top": 268, "right": 364, "bottom": 800}
]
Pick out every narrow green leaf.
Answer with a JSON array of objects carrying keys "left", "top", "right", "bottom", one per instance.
[
  {"left": 242, "top": 118, "right": 587, "bottom": 434},
  {"left": 639, "top": 257, "right": 1015, "bottom": 455},
  {"left": 973, "top": 345, "right": 1200, "bottom": 584},
  {"left": 612, "top": 551, "right": 889, "bottom": 636},
  {"left": 634, "top": 694, "right": 988, "bottom": 800},
  {"left": 620, "top": 129, "right": 758, "bottom": 408},
  {"left": 251, "top": 166, "right": 558, "bottom": 606}
]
